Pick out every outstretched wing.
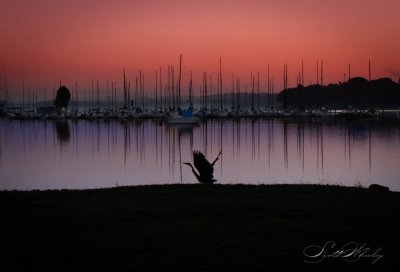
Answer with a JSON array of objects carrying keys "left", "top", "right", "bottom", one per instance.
[
  {"left": 193, "top": 150, "right": 214, "bottom": 180},
  {"left": 211, "top": 151, "right": 222, "bottom": 166}
]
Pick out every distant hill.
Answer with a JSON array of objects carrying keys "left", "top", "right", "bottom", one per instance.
[{"left": 277, "top": 77, "right": 400, "bottom": 109}]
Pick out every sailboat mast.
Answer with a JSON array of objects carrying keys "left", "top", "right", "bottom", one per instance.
[
  {"left": 22, "top": 82, "right": 25, "bottom": 110},
  {"left": 91, "top": 79, "right": 94, "bottom": 109},
  {"left": 139, "top": 70, "right": 142, "bottom": 109},
  {"left": 251, "top": 72, "right": 254, "bottom": 111},
  {"left": 75, "top": 81, "right": 78, "bottom": 111},
  {"left": 123, "top": 69, "right": 127, "bottom": 109},
  {"left": 220, "top": 58, "right": 223, "bottom": 110},
  {"left": 321, "top": 60, "right": 323, "bottom": 86},
  {"left": 135, "top": 76, "right": 138, "bottom": 108},
  {"left": 160, "top": 66, "right": 162, "bottom": 109},
  {"left": 167, "top": 66, "right": 170, "bottom": 109},
  {"left": 232, "top": 74, "right": 235, "bottom": 109},
  {"left": 155, "top": 70, "right": 158, "bottom": 109},
  {"left": 348, "top": 64, "right": 351, "bottom": 80},
  {"left": 189, "top": 71, "right": 193, "bottom": 107},
  {"left": 178, "top": 54, "right": 182, "bottom": 108},
  {"left": 142, "top": 72, "right": 145, "bottom": 109},
  {"left": 107, "top": 80, "right": 109, "bottom": 110},
  {"left": 204, "top": 72, "right": 208, "bottom": 110},
  {"left": 171, "top": 66, "right": 175, "bottom": 109},
  {"left": 267, "top": 64, "right": 270, "bottom": 108},
  {"left": 283, "top": 64, "right": 287, "bottom": 109},
  {"left": 368, "top": 59, "right": 371, "bottom": 81},
  {"left": 257, "top": 72, "right": 260, "bottom": 110},
  {"left": 97, "top": 80, "right": 100, "bottom": 109}
]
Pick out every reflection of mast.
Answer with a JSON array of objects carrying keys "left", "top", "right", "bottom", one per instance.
[
  {"left": 320, "top": 122, "right": 324, "bottom": 174},
  {"left": 302, "top": 122, "right": 305, "bottom": 172},
  {"left": 258, "top": 119, "right": 261, "bottom": 159},
  {"left": 189, "top": 127, "right": 194, "bottom": 155},
  {"left": 210, "top": 119, "right": 214, "bottom": 154},
  {"left": 251, "top": 120, "right": 255, "bottom": 160},
  {"left": 179, "top": 130, "right": 182, "bottom": 183},
  {"left": 123, "top": 121, "right": 128, "bottom": 170},
  {"left": 134, "top": 122, "right": 139, "bottom": 162},
  {"left": 219, "top": 120, "right": 223, "bottom": 178},
  {"left": 283, "top": 121, "right": 288, "bottom": 169},
  {"left": 348, "top": 124, "right": 351, "bottom": 170},
  {"left": 160, "top": 121, "right": 164, "bottom": 168},
  {"left": 257, "top": 73, "right": 260, "bottom": 110},
  {"left": 75, "top": 120, "right": 79, "bottom": 156},
  {"left": 316, "top": 125, "right": 319, "bottom": 172},
  {"left": 297, "top": 123, "right": 301, "bottom": 160},
  {"left": 0, "top": 122, "right": 2, "bottom": 163},
  {"left": 106, "top": 121, "right": 110, "bottom": 158},
  {"left": 220, "top": 58, "right": 223, "bottom": 110},
  {"left": 43, "top": 121, "right": 47, "bottom": 153},
  {"left": 232, "top": 119, "right": 235, "bottom": 157},
  {"left": 297, "top": 122, "right": 305, "bottom": 172},
  {"left": 369, "top": 122, "right": 372, "bottom": 171},
  {"left": 236, "top": 119, "right": 241, "bottom": 156},
  {"left": 141, "top": 122, "right": 145, "bottom": 166},
  {"left": 268, "top": 119, "right": 272, "bottom": 169},
  {"left": 203, "top": 120, "right": 208, "bottom": 156},
  {"left": 166, "top": 124, "right": 195, "bottom": 182},
  {"left": 344, "top": 122, "right": 347, "bottom": 163},
  {"left": 155, "top": 121, "right": 159, "bottom": 166},
  {"left": 169, "top": 127, "right": 176, "bottom": 176},
  {"left": 123, "top": 69, "right": 127, "bottom": 109},
  {"left": 97, "top": 80, "right": 100, "bottom": 109}
]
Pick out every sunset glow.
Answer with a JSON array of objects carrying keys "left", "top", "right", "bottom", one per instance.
[{"left": 1, "top": 0, "right": 400, "bottom": 100}]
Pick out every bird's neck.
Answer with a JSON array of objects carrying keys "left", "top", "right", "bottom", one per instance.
[{"left": 188, "top": 163, "right": 201, "bottom": 180}]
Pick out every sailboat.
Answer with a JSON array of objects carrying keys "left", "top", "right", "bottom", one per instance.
[
  {"left": 166, "top": 107, "right": 200, "bottom": 124},
  {"left": 165, "top": 55, "right": 200, "bottom": 125}
]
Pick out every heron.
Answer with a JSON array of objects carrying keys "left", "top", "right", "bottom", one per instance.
[{"left": 183, "top": 150, "right": 222, "bottom": 184}]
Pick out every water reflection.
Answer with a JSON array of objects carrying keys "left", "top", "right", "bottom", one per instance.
[
  {"left": 55, "top": 120, "right": 71, "bottom": 144},
  {"left": 0, "top": 118, "right": 399, "bottom": 191}
]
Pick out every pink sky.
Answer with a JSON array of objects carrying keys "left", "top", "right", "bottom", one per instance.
[{"left": 1, "top": 0, "right": 399, "bottom": 101}]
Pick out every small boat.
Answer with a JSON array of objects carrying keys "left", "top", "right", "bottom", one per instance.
[{"left": 165, "top": 108, "right": 200, "bottom": 124}]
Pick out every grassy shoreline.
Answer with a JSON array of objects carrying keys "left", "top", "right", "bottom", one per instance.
[{"left": 1, "top": 184, "right": 399, "bottom": 271}]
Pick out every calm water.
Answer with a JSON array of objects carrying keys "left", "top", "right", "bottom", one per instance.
[{"left": 0, "top": 118, "right": 399, "bottom": 191}]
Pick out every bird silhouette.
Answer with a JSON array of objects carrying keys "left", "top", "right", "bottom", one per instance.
[{"left": 183, "top": 150, "right": 222, "bottom": 184}]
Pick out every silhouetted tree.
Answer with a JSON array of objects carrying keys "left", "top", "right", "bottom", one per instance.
[{"left": 54, "top": 86, "right": 71, "bottom": 109}]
